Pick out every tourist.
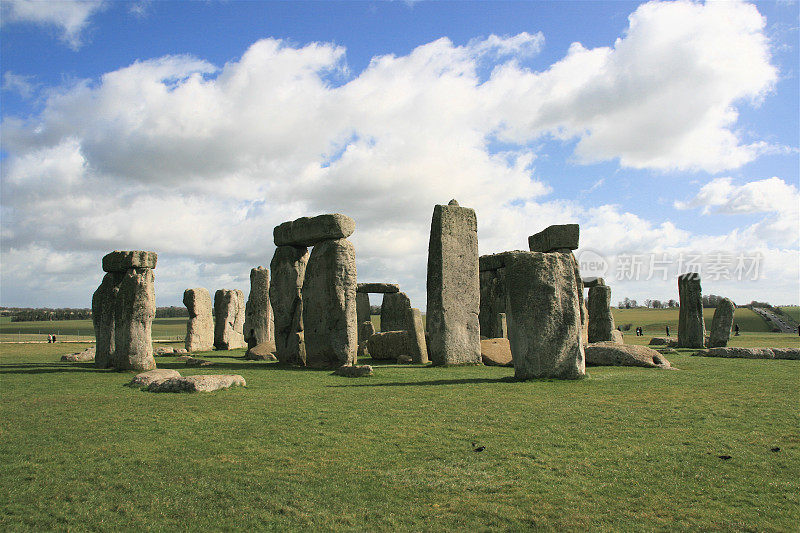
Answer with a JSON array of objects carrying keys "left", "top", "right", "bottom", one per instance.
[
  {"left": 734, "top": 324, "right": 740, "bottom": 336},
  {"left": 665, "top": 325, "right": 670, "bottom": 337}
]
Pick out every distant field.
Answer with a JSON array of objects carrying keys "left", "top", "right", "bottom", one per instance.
[
  {"left": 611, "top": 307, "right": 771, "bottom": 335},
  {"left": 780, "top": 306, "right": 800, "bottom": 323},
  {"left": 0, "top": 317, "right": 186, "bottom": 342}
]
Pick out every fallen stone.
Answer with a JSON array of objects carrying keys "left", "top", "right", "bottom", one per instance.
[
  {"left": 582, "top": 277, "right": 605, "bottom": 288},
  {"left": 366, "top": 330, "right": 413, "bottom": 361},
  {"left": 588, "top": 285, "right": 616, "bottom": 343},
  {"left": 147, "top": 374, "right": 246, "bottom": 393},
  {"left": 243, "top": 267, "right": 274, "bottom": 350},
  {"left": 406, "top": 307, "right": 429, "bottom": 364},
  {"left": 503, "top": 251, "right": 584, "bottom": 380},
  {"left": 128, "top": 369, "right": 182, "bottom": 388},
  {"left": 380, "top": 291, "right": 411, "bottom": 332},
  {"left": 244, "top": 340, "right": 276, "bottom": 359},
  {"left": 648, "top": 337, "right": 673, "bottom": 346},
  {"left": 274, "top": 213, "right": 355, "bottom": 247},
  {"left": 528, "top": 224, "right": 579, "bottom": 253},
  {"left": 356, "top": 283, "right": 399, "bottom": 293},
  {"left": 185, "top": 357, "right": 214, "bottom": 367},
  {"left": 303, "top": 238, "right": 358, "bottom": 367},
  {"left": 426, "top": 201, "right": 481, "bottom": 365},
  {"left": 270, "top": 245, "right": 309, "bottom": 365},
  {"left": 585, "top": 342, "right": 673, "bottom": 369},
  {"left": 102, "top": 250, "right": 158, "bottom": 272},
  {"left": 397, "top": 354, "right": 413, "bottom": 364},
  {"left": 174, "top": 348, "right": 188, "bottom": 354},
  {"left": 677, "top": 273, "right": 705, "bottom": 348},
  {"left": 61, "top": 347, "right": 95, "bottom": 362},
  {"left": 213, "top": 289, "right": 246, "bottom": 350},
  {"left": 708, "top": 298, "right": 736, "bottom": 348},
  {"left": 155, "top": 346, "right": 175, "bottom": 355},
  {"left": 113, "top": 267, "right": 156, "bottom": 371},
  {"left": 92, "top": 271, "right": 122, "bottom": 369},
  {"left": 693, "top": 347, "right": 800, "bottom": 360},
  {"left": 184, "top": 288, "right": 214, "bottom": 352},
  {"left": 333, "top": 365, "right": 373, "bottom": 377},
  {"left": 480, "top": 338, "right": 512, "bottom": 367},
  {"left": 244, "top": 352, "right": 277, "bottom": 361}
]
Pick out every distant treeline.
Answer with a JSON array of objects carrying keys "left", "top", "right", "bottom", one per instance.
[
  {"left": 617, "top": 294, "right": 742, "bottom": 309},
  {"left": 3, "top": 306, "right": 188, "bottom": 322}
]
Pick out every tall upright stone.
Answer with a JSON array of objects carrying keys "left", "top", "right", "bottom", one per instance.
[
  {"left": 303, "top": 238, "right": 358, "bottom": 367},
  {"left": 677, "top": 273, "right": 705, "bottom": 348},
  {"left": 113, "top": 268, "right": 157, "bottom": 371},
  {"left": 183, "top": 288, "right": 213, "bottom": 352},
  {"left": 380, "top": 291, "right": 411, "bottom": 332},
  {"left": 426, "top": 200, "right": 481, "bottom": 365},
  {"left": 214, "top": 289, "right": 246, "bottom": 350},
  {"left": 503, "top": 251, "right": 585, "bottom": 380},
  {"left": 270, "top": 245, "right": 309, "bottom": 365},
  {"left": 356, "top": 293, "right": 371, "bottom": 339},
  {"left": 92, "top": 272, "right": 122, "bottom": 368},
  {"left": 587, "top": 285, "right": 616, "bottom": 343},
  {"left": 406, "top": 307, "right": 429, "bottom": 364},
  {"left": 243, "top": 267, "right": 274, "bottom": 350},
  {"left": 708, "top": 297, "right": 736, "bottom": 348}
]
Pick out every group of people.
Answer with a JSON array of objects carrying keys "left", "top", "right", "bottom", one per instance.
[{"left": 47, "top": 334, "right": 57, "bottom": 343}]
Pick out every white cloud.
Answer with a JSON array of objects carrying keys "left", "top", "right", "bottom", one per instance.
[
  {"left": 2, "top": 71, "right": 37, "bottom": 98},
  {"left": 0, "top": 1, "right": 796, "bottom": 308},
  {"left": 1, "top": 0, "right": 106, "bottom": 50}
]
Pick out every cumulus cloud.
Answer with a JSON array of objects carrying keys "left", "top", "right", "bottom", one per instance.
[
  {"left": 1, "top": 0, "right": 106, "bottom": 49},
  {"left": 2, "top": 71, "right": 38, "bottom": 99},
  {"left": 0, "top": 0, "right": 795, "bottom": 308}
]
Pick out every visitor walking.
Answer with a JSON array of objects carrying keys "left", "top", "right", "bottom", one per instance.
[
  {"left": 734, "top": 324, "right": 740, "bottom": 336},
  {"left": 665, "top": 325, "right": 670, "bottom": 337}
]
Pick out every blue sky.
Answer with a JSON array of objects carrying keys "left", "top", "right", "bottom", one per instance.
[{"left": 1, "top": 0, "right": 798, "bottom": 309}]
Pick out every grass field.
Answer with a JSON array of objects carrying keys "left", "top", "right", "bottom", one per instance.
[
  {"left": 0, "top": 317, "right": 186, "bottom": 342},
  {"left": 1, "top": 339, "right": 798, "bottom": 531},
  {"left": 611, "top": 307, "right": 771, "bottom": 335},
  {"left": 780, "top": 306, "right": 800, "bottom": 323}
]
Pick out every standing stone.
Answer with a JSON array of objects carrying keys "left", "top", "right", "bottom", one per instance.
[
  {"left": 243, "top": 267, "right": 274, "bottom": 350},
  {"left": 426, "top": 201, "right": 481, "bottom": 365},
  {"left": 358, "top": 320, "right": 375, "bottom": 359},
  {"left": 213, "top": 289, "right": 246, "bottom": 350},
  {"left": 495, "top": 313, "right": 507, "bottom": 339},
  {"left": 587, "top": 285, "right": 616, "bottom": 343},
  {"left": 677, "top": 273, "right": 705, "bottom": 348},
  {"left": 270, "top": 245, "right": 309, "bottom": 365},
  {"left": 92, "top": 272, "right": 122, "bottom": 368},
  {"left": 479, "top": 266, "right": 507, "bottom": 339},
  {"left": 356, "top": 292, "right": 371, "bottom": 341},
  {"left": 708, "top": 298, "right": 736, "bottom": 348},
  {"left": 380, "top": 291, "right": 411, "bottom": 332},
  {"left": 303, "top": 238, "right": 358, "bottom": 367},
  {"left": 183, "top": 288, "right": 213, "bottom": 352},
  {"left": 113, "top": 268, "right": 157, "bottom": 371},
  {"left": 503, "top": 251, "right": 585, "bottom": 380},
  {"left": 406, "top": 307, "right": 429, "bottom": 364}
]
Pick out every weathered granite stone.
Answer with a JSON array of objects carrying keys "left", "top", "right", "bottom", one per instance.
[
  {"left": 356, "top": 293, "right": 371, "bottom": 331},
  {"left": 648, "top": 337, "right": 677, "bottom": 347},
  {"left": 183, "top": 288, "right": 214, "bottom": 352},
  {"left": 243, "top": 267, "right": 274, "bottom": 350},
  {"left": 333, "top": 365, "right": 373, "bottom": 377},
  {"left": 303, "top": 238, "right": 358, "bottom": 367},
  {"left": 274, "top": 213, "right": 355, "bottom": 247},
  {"left": 587, "top": 285, "right": 616, "bottom": 343},
  {"left": 397, "top": 354, "right": 413, "bottom": 364},
  {"left": 678, "top": 273, "right": 705, "bottom": 348},
  {"left": 611, "top": 330, "right": 624, "bottom": 344},
  {"left": 496, "top": 313, "right": 508, "bottom": 339},
  {"left": 503, "top": 251, "right": 585, "bottom": 380},
  {"left": 155, "top": 346, "right": 174, "bottom": 355},
  {"left": 174, "top": 348, "right": 188, "bottom": 354},
  {"left": 92, "top": 272, "right": 122, "bottom": 368},
  {"left": 380, "top": 291, "right": 411, "bottom": 332},
  {"left": 185, "top": 357, "right": 214, "bottom": 367},
  {"left": 147, "top": 374, "right": 246, "bottom": 393},
  {"left": 366, "top": 330, "right": 413, "bottom": 360},
  {"left": 426, "top": 202, "right": 481, "bottom": 365},
  {"left": 528, "top": 224, "right": 579, "bottom": 253},
  {"left": 244, "top": 340, "right": 276, "bottom": 360},
  {"left": 708, "top": 298, "right": 736, "bottom": 348},
  {"left": 113, "top": 268, "right": 156, "bottom": 371},
  {"left": 692, "top": 347, "right": 799, "bottom": 360},
  {"left": 128, "top": 369, "right": 181, "bottom": 388},
  {"left": 568, "top": 252, "right": 588, "bottom": 348},
  {"left": 358, "top": 320, "right": 375, "bottom": 359},
  {"left": 481, "top": 338, "right": 512, "bottom": 366},
  {"left": 479, "top": 252, "right": 514, "bottom": 272},
  {"left": 582, "top": 277, "right": 605, "bottom": 288},
  {"left": 102, "top": 250, "right": 158, "bottom": 272},
  {"left": 406, "top": 307, "right": 429, "bottom": 364},
  {"left": 270, "top": 245, "right": 309, "bottom": 365},
  {"left": 61, "top": 347, "right": 95, "bottom": 362},
  {"left": 213, "top": 289, "right": 246, "bottom": 350},
  {"left": 357, "top": 283, "right": 399, "bottom": 293},
  {"left": 479, "top": 267, "right": 507, "bottom": 339},
  {"left": 585, "top": 342, "right": 673, "bottom": 369}
]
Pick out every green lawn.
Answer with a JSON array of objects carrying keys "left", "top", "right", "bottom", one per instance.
[
  {"left": 0, "top": 317, "right": 186, "bottom": 342},
  {"left": 1, "top": 341, "right": 798, "bottom": 531},
  {"left": 612, "top": 307, "right": 771, "bottom": 335}
]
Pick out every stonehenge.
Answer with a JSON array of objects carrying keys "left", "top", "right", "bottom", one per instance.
[
  {"left": 380, "top": 291, "right": 412, "bottom": 332},
  {"left": 92, "top": 250, "right": 157, "bottom": 371},
  {"left": 677, "top": 273, "right": 705, "bottom": 348},
  {"left": 184, "top": 288, "right": 213, "bottom": 352},
  {"left": 708, "top": 297, "right": 736, "bottom": 348},
  {"left": 528, "top": 224, "right": 580, "bottom": 253},
  {"left": 426, "top": 200, "right": 481, "bottom": 365},
  {"left": 213, "top": 289, "right": 246, "bottom": 350},
  {"left": 243, "top": 267, "right": 274, "bottom": 350},
  {"left": 587, "top": 285, "right": 616, "bottom": 343},
  {"left": 270, "top": 213, "right": 357, "bottom": 367},
  {"left": 479, "top": 253, "right": 511, "bottom": 339}
]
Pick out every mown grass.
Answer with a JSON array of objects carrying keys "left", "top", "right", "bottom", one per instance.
[
  {"left": 0, "top": 317, "right": 186, "bottom": 342},
  {"left": 612, "top": 307, "right": 771, "bottom": 335},
  {"left": 1, "top": 340, "right": 798, "bottom": 531}
]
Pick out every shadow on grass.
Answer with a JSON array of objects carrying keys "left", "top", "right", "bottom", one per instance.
[
  {"left": 327, "top": 376, "right": 518, "bottom": 388},
  {"left": 0, "top": 362, "right": 109, "bottom": 374}
]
